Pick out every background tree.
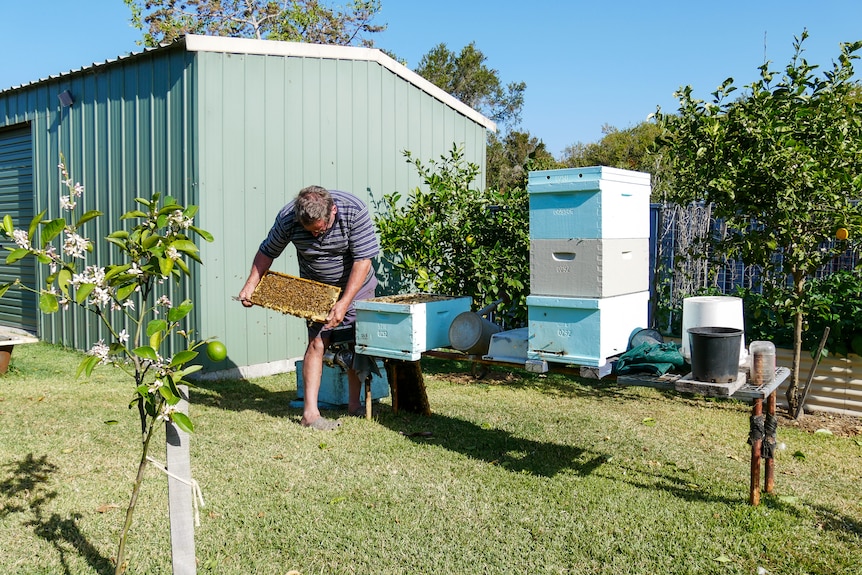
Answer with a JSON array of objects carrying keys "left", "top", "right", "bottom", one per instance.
[
  {"left": 561, "top": 122, "right": 661, "bottom": 174},
  {"left": 125, "top": 0, "right": 385, "bottom": 47},
  {"left": 654, "top": 31, "right": 862, "bottom": 411},
  {"left": 415, "top": 42, "right": 526, "bottom": 131},
  {"left": 486, "top": 130, "right": 561, "bottom": 193}
]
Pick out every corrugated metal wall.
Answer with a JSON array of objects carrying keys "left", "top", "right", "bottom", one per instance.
[
  {"left": 194, "top": 48, "right": 490, "bottom": 373},
  {"left": 0, "top": 48, "right": 199, "bottom": 352},
  {"left": 775, "top": 348, "right": 862, "bottom": 417}
]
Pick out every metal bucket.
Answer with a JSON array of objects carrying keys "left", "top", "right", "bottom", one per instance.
[{"left": 448, "top": 311, "right": 503, "bottom": 355}]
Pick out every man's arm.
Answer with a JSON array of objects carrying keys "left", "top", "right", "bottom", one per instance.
[
  {"left": 325, "top": 258, "right": 372, "bottom": 327},
  {"left": 238, "top": 250, "right": 274, "bottom": 307}
]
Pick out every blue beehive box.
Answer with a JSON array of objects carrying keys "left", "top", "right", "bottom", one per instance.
[
  {"left": 528, "top": 166, "right": 651, "bottom": 240},
  {"left": 527, "top": 291, "right": 649, "bottom": 367},
  {"left": 355, "top": 294, "right": 472, "bottom": 361},
  {"left": 295, "top": 359, "right": 389, "bottom": 408}
]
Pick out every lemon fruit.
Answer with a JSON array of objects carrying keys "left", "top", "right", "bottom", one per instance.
[
  {"left": 206, "top": 341, "right": 228, "bottom": 362},
  {"left": 836, "top": 227, "right": 849, "bottom": 241}
]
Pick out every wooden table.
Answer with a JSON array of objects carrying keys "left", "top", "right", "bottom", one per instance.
[{"left": 617, "top": 366, "right": 790, "bottom": 505}]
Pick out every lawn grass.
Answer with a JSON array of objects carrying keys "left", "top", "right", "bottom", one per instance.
[{"left": 1, "top": 342, "right": 860, "bottom": 574}]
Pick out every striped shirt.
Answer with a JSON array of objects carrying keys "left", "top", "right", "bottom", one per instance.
[{"left": 258, "top": 190, "right": 379, "bottom": 288}]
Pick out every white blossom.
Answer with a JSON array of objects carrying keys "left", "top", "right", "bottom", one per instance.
[
  {"left": 88, "top": 286, "right": 112, "bottom": 307},
  {"left": 72, "top": 182, "right": 84, "bottom": 197},
  {"left": 118, "top": 329, "right": 130, "bottom": 344},
  {"left": 149, "top": 379, "right": 164, "bottom": 395},
  {"left": 165, "top": 246, "right": 180, "bottom": 261},
  {"left": 167, "top": 209, "right": 193, "bottom": 234},
  {"left": 62, "top": 229, "right": 89, "bottom": 259},
  {"left": 127, "top": 263, "right": 143, "bottom": 276},
  {"left": 88, "top": 340, "right": 110, "bottom": 364},
  {"left": 157, "top": 295, "right": 172, "bottom": 308},
  {"left": 12, "top": 229, "right": 30, "bottom": 250},
  {"left": 122, "top": 300, "right": 135, "bottom": 311},
  {"left": 60, "top": 195, "right": 77, "bottom": 211}
]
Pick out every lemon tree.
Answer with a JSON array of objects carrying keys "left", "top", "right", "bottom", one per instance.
[
  {"left": 655, "top": 31, "right": 862, "bottom": 410},
  {"left": 0, "top": 157, "right": 215, "bottom": 574},
  {"left": 375, "top": 145, "right": 530, "bottom": 326}
]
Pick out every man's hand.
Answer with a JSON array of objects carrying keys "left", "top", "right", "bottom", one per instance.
[
  {"left": 325, "top": 299, "right": 350, "bottom": 328},
  {"left": 237, "top": 289, "right": 254, "bottom": 307}
]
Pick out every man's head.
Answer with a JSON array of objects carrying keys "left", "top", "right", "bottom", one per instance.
[{"left": 296, "top": 186, "right": 336, "bottom": 236}]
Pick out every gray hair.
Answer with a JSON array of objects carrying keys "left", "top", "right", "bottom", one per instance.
[{"left": 296, "top": 186, "right": 333, "bottom": 225}]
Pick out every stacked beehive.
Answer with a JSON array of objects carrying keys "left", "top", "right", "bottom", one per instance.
[{"left": 526, "top": 166, "right": 651, "bottom": 368}]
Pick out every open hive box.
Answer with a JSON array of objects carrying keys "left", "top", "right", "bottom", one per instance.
[
  {"left": 355, "top": 294, "right": 472, "bottom": 360},
  {"left": 250, "top": 271, "right": 341, "bottom": 323}
]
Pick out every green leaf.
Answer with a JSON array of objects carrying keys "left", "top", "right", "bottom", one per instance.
[
  {"left": 76, "top": 354, "right": 100, "bottom": 378},
  {"left": 2, "top": 214, "right": 13, "bottom": 236},
  {"left": 116, "top": 282, "right": 138, "bottom": 301},
  {"left": 147, "top": 319, "right": 168, "bottom": 337},
  {"left": 104, "top": 264, "right": 131, "bottom": 281},
  {"left": 190, "top": 225, "right": 214, "bottom": 242},
  {"left": 40, "top": 218, "right": 66, "bottom": 247},
  {"left": 5, "top": 248, "right": 30, "bottom": 264},
  {"left": 75, "top": 210, "right": 102, "bottom": 227},
  {"left": 158, "top": 255, "right": 173, "bottom": 277},
  {"left": 133, "top": 346, "right": 158, "bottom": 361},
  {"left": 142, "top": 234, "right": 161, "bottom": 250},
  {"left": 75, "top": 283, "right": 95, "bottom": 305},
  {"left": 170, "top": 239, "right": 198, "bottom": 254},
  {"left": 168, "top": 299, "right": 193, "bottom": 322},
  {"left": 28, "top": 210, "right": 46, "bottom": 239},
  {"left": 120, "top": 210, "right": 149, "bottom": 220},
  {"left": 57, "top": 268, "right": 72, "bottom": 297},
  {"left": 0, "top": 282, "right": 14, "bottom": 299},
  {"left": 175, "top": 364, "right": 203, "bottom": 378},
  {"left": 170, "top": 411, "right": 194, "bottom": 434},
  {"left": 105, "top": 236, "right": 128, "bottom": 250},
  {"left": 159, "top": 384, "right": 178, "bottom": 404},
  {"left": 39, "top": 292, "right": 60, "bottom": 314},
  {"left": 170, "top": 350, "right": 198, "bottom": 367}
]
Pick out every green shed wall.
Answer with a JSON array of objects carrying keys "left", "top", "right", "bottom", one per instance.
[
  {"left": 0, "top": 37, "right": 491, "bottom": 377},
  {"left": 0, "top": 48, "right": 199, "bottom": 352},
  {"left": 193, "top": 48, "right": 489, "bottom": 374}
]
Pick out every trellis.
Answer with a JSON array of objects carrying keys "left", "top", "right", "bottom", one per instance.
[{"left": 651, "top": 203, "right": 860, "bottom": 332}]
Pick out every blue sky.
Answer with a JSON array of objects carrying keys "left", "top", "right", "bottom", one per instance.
[{"left": 2, "top": 1, "right": 861, "bottom": 157}]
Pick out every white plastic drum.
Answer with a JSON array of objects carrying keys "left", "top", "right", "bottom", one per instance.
[{"left": 681, "top": 296, "right": 747, "bottom": 365}]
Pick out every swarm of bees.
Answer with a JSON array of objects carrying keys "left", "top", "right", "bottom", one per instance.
[{"left": 250, "top": 271, "right": 341, "bottom": 323}]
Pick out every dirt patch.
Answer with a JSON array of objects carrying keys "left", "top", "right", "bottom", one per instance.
[{"left": 779, "top": 410, "right": 862, "bottom": 438}]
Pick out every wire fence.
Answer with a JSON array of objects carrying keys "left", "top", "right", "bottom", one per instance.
[{"left": 650, "top": 203, "right": 861, "bottom": 333}]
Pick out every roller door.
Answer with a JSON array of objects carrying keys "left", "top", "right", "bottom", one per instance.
[{"left": 0, "top": 125, "right": 37, "bottom": 332}]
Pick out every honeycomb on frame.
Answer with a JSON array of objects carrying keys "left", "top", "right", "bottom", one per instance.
[{"left": 249, "top": 271, "right": 341, "bottom": 323}]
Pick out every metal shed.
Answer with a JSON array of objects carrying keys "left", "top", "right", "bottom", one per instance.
[{"left": 0, "top": 35, "right": 495, "bottom": 377}]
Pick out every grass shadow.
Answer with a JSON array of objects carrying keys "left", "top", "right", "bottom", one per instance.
[
  {"left": 1, "top": 454, "right": 114, "bottom": 575},
  {"left": 376, "top": 411, "right": 608, "bottom": 478}
]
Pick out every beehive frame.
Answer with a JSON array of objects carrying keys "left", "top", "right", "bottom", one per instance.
[{"left": 250, "top": 271, "right": 341, "bottom": 323}]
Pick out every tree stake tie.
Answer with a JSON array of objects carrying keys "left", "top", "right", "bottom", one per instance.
[{"left": 146, "top": 456, "right": 206, "bottom": 526}]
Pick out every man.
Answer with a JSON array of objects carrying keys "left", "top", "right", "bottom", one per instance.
[{"left": 238, "top": 186, "right": 379, "bottom": 430}]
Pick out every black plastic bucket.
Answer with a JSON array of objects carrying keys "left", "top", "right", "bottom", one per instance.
[{"left": 687, "top": 326, "right": 743, "bottom": 383}]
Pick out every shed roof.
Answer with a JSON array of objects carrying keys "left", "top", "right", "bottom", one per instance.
[{"left": 1, "top": 34, "right": 496, "bottom": 132}]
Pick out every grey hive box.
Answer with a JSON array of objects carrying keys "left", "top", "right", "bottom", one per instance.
[{"left": 530, "top": 237, "right": 649, "bottom": 298}]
